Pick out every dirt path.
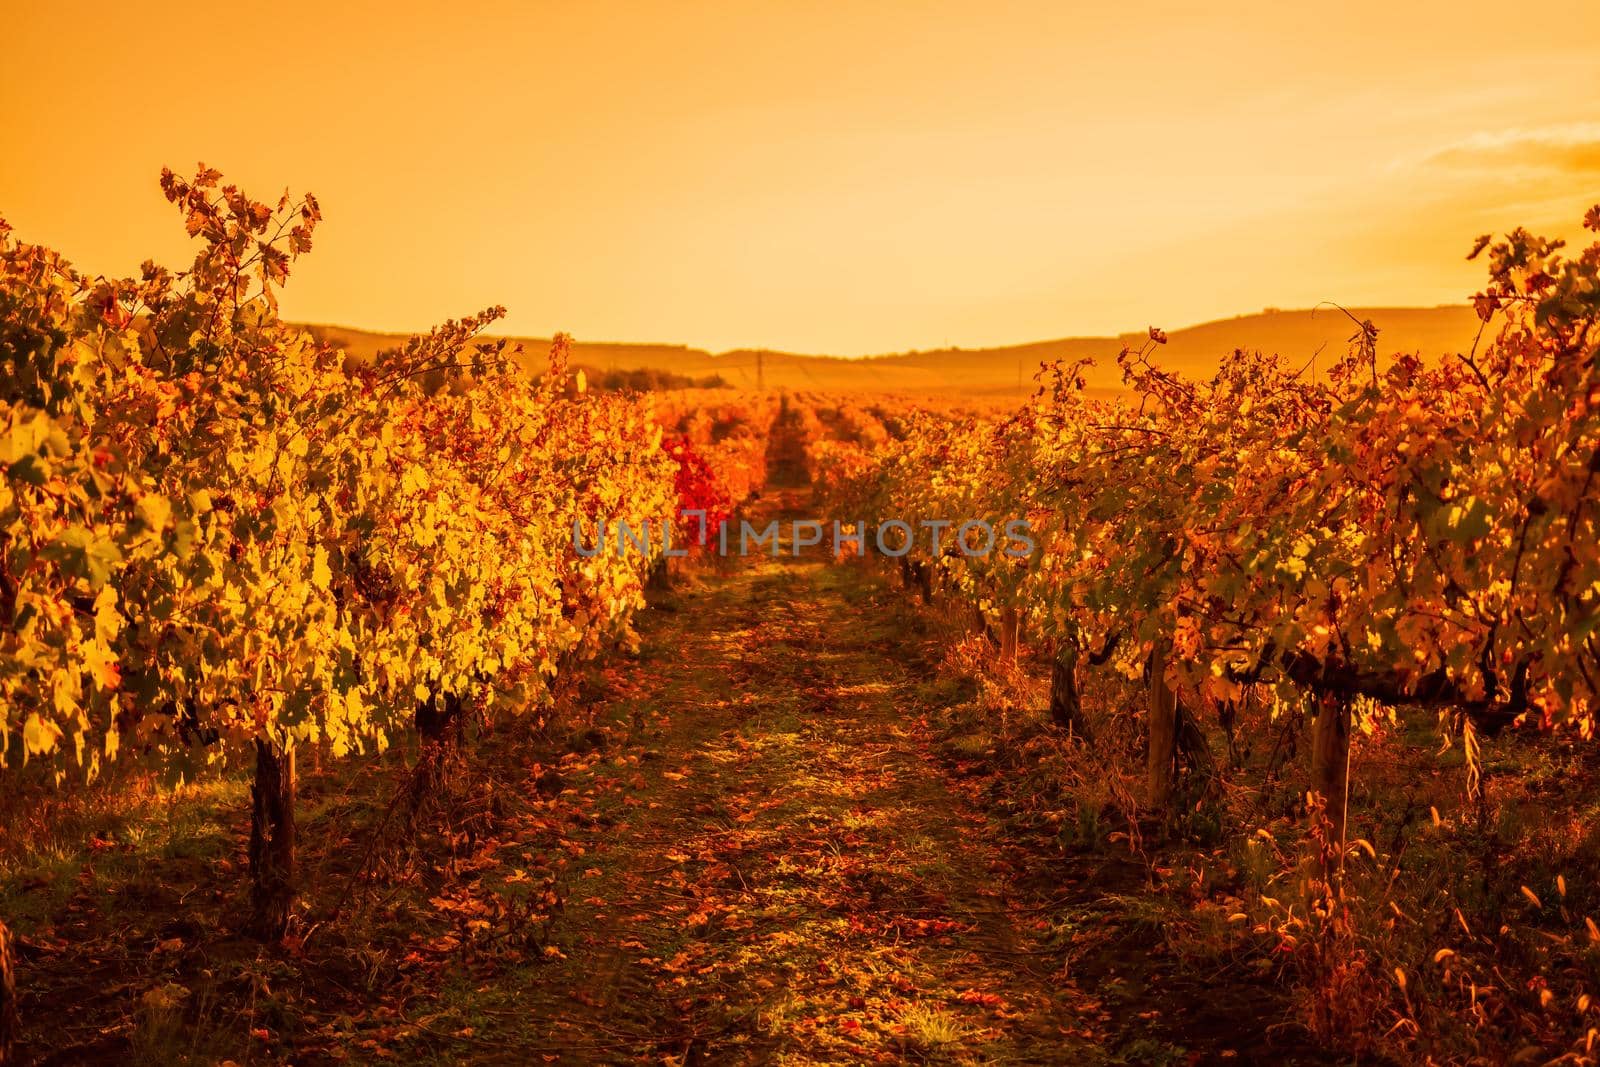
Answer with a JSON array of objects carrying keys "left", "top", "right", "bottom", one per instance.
[{"left": 417, "top": 491, "right": 1144, "bottom": 1064}]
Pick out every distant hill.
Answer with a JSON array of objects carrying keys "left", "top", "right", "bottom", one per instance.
[{"left": 305, "top": 305, "right": 1485, "bottom": 397}]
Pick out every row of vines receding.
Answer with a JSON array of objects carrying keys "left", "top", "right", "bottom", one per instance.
[{"left": 809, "top": 205, "right": 1600, "bottom": 1060}]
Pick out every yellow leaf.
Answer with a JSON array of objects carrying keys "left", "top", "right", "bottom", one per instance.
[
  {"left": 311, "top": 546, "right": 332, "bottom": 590},
  {"left": 83, "top": 639, "right": 121, "bottom": 692},
  {"left": 23, "top": 713, "right": 61, "bottom": 757},
  {"left": 94, "top": 585, "right": 123, "bottom": 643},
  {"left": 136, "top": 494, "right": 171, "bottom": 532}
]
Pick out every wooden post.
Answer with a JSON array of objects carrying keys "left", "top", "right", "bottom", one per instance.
[
  {"left": 412, "top": 692, "right": 465, "bottom": 815},
  {"left": 1310, "top": 693, "right": 1351, "bottom": 854},
  {"left": 1049, "top": 640, "right": 1093, "bottom": 741},
  {"left": 0, "top": 917, "right": 15, "bottom": 1066},
  {"left": 416, "top": 692, "right": 463, "bottom": 745},
  {"left": 998, "top": 606, "right": 1021, "bottom": 666},
  {"left": 249, "top": 739, "right": 297, "bottom": 939},
  {"left": 1147, "top": 643, "right": 1179, "bottom": 812}
]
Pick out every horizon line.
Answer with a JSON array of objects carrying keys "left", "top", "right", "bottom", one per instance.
[{"left": 299, "top": 300, "right": 1475, "bottom": 363}]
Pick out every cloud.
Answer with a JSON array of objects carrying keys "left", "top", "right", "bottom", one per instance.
[{"left": 1420, "top": 123, "right": 1600, "bottom": 175}]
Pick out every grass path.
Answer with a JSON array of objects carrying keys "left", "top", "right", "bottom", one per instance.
[{"left": 476, "top": 498, "right": 1114, "bottom": 1063}]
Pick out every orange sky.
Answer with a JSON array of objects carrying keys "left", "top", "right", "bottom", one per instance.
[{"left": 3, "top": 1, "right": 1598, "bottom": 354}]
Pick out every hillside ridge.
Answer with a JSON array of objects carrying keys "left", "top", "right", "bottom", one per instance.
[{"left": 306, "top": 304, "right": 1482, "bottom": 395}]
